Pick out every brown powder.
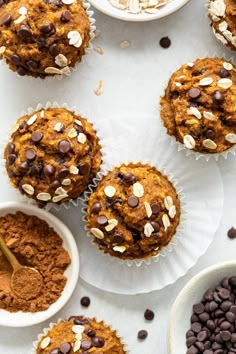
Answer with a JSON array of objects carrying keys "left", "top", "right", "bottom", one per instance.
[{"left": 0, "top": 211, "right": 71, "bottom": 312}]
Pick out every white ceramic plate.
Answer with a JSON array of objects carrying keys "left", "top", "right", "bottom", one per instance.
[
  {"left": 88, "top": 0, "right": 191, "bottom": 22},
  {"left": 168, "top": 261, "right": 236, "bottom": 354},
  {"left": 0, "top": 202, "right": 79, "bottom": 327}
]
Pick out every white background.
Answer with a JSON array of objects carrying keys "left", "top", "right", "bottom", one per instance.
[{"left": 0, "top": 0, "right": 236, "bottom": 353}]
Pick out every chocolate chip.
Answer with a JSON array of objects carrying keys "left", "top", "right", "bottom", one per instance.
[
  {"left": 188, "top": 87, "right": 201, "bottom": 99},
  {"left": 25, "top": 149, "right": 36, "bottom": 161},
  {"left": 61, "top": 10, "right": 71, "bottom": 22},
  {"left": 80, "top": 296, "right": 90, "bottom": 307},
  {"left": 26, "top": 60, "right": 38, "bottom": 71},
  {"left": 8, "top": 154, "right": 16, "bottom": 165},
  {"left": 58, "top": 166, "right": 69, "bottom": 178},
  {"left": 137, "top": 330, "right": 148, "bottom": 340},
  {"left": 127, "top": 195, "right": 139, "bottom": 208},
  {"left": 7, "top": 142, "right": 15, "bottom": 154},
  {"left": 97, "top": 215, "right": 108, "bottom": 226},
  {"left": 43, "top": 164, "right": 55, "bottom": 177},
  {"left": 131, "top": 229, "right": 141, "bottom": 241},
  {"left": 31, "top": 162, "right": 43, "bottom": 176},
  {"left": 186, "top": 336, "right": 197, "bottom": 347},
  {"left": 169, "top": 90, "right": 179, "bottom": 100},
  {"left": 59, "top": 342, "right": 71, "bottom": 354},
  {"left": 50, "top": 180, "right": 61, "bottom": 190},
  {"left": 206, "top": 129, "right": 215, "bottom": 140},
  {"left": 219, "top": 68, "right": 230, "bottom": 78},
  {"left": 81, "top": 340, "right": 92, "bottom": 350},
  {"left": 228, "top": 227, "right": 236, "bottom": 239},
  {"left": 151, "top": 202, "right": 161, "bottom": 215},
  {"left": 150, "top": 221, "right": 160, "bottom": 232},
  {"left": 16, "top": 66, "right": 27, "bottom": 76},
  {"left": 49, "top": 43, "right": 60, "bottom": 56},
  {"left": 40, "top": 23, "right": 54, "bottom": 33},
  {"left": 58, "top": 140, "right": 71, "bottom": 154},
  {"left": 86, "top": 329, "right": 96, "bottom": 337},
  {"left": 31, "top": 131, "right": 43, "bottom": 143},
  {"left": 18, "top": 161, "right": 29, "bottom": 173},
  {"left": 78, "top": 162, "right": 89, "bottom": 175},
  {"left": 191, "top": 322, "right": 202, "bottom": 333},
  {"left": 112, "top": 233, "right": 124, "bottom": 244},
  {"left": 123, "top": 172, "right": 136, "bottom": 184},
  {"left": 10, "top": 54, "right": 21, "bottom": 66},
  {"left": 37, "top": 37, "right": 47, "bottom": 50},
  {"left": 219, "top": 289, "right": 230, "bottom": 300},
  {"left": 213, "top": 91, "right": 224, "bottom": 104},
  {"left": 159, "top": 36, "right": 171, "bottom": 48},
  {"left": 193, "top": 303, "right": 205, "bottom": 314},
  {"left": 144, "top": 309, "right": 154, "bottom": 321},
  {"left": 229, "top": 277, "right": 236, "bottom": 287},
  {"left": 73, "top": 122, "right": 83, "bottom": 133},
  {"left": 18, "top": 25, "right": 32, "bottom": 39},
  {"left": 221, "top": 330, "right": 231, "bottom": 341},
  {"left": 92, "top": 337, "right": 105, "bottom": 347},
  {"left": 0, "top": 13, "right": 11, "bottom": 26}
]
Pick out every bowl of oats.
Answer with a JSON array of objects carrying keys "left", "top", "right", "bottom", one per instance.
[{"left": 88, "top": 0, "right": 191, "bottom": 22}]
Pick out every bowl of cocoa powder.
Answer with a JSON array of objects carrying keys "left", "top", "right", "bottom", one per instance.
[
  {"left": 0, "top": 201, "right": 79, "bottom": 327},
  {"left": 168, "top": 261, "right": 236, "bottom": 354}
]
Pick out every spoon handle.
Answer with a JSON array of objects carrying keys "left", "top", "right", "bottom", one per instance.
[{"left": 0, "top": 234, "right": 21, "bottom": 271}]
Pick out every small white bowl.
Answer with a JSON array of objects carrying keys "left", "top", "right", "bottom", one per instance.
[
  {"left": 168, "top": 261, "right": 236, "bottom": 354},
  {"left": 0, "top": 201, "right": 79, "bottom": 327},
  {"left": 89, "top": 0, "right": 191, "bottom": 22}
]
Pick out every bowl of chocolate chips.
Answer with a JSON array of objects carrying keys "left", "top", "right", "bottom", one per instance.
[{"left": 169, "top": 261, "right": 236, "bottom": 354}]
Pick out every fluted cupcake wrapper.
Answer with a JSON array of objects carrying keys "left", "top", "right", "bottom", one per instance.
[
  {"left": 159, "top": 53, "right": 236, "bottom": 162},
  {"left": 0, "top": 101, "right": 107, "bottom": 211},
  {"left": 32, "top": 317, "right": 129, "bottom": 354},
  {"left": 81, "top": 158, "right": 188, "bottom": 267}
]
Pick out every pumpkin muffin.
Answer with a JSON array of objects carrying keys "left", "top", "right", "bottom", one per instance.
[
  {"left": 208, "top": 0, "right": 236, "bottom": 51},
  {"left": 34, "top": 316, "right": 126, "bottom": 354},
  {"left": 86, "top": 163, "right": 181, "bottom": 260},
  {"left": 160, "top": 57, "right": 236, "bottom": 154},
  {"left": 4, "top": 107, "right": 102, "bottom": 205},
  {"left": 0, "top": 0, "right": 92, "bottom": 78}
]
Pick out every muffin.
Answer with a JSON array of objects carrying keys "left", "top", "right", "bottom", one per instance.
[
  {"left": 4, "top": 107, "right": 102, "bottom": 205},
  {"left": 208, "top": 0, "right": 236, "bottom": 51},
  {"left": 0, "top": 0, "right": 92, "bottom": 78},
  {"left": 160, "top": 57, "right": 236, "bottom": 154},
  {"left": 86, "top": 163, "right": 181, "bottom": 260},
  {"left": 34, "top": 316, "right": 126, "bottom": 354}
]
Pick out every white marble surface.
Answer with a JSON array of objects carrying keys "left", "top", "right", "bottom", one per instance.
[{"left": 0, "top": 0, "right": 236, "bottom": 353}]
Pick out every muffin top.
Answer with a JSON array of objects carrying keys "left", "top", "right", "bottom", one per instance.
[
  {"left": 208, "top": 0, "right": 236, "bottom": 51},
  {"left": 36, "top": 316, "right": 126, "bottom": 354},
  {"left": 160, "top": 57, "right": 236, "bottom": 154},
  {"left": 86, "top": 163, "right": 180, "bottom": 260},
  {"left": 0, "top": 0, "right": 90, "bottom": 78},
  {"left": 4, "top": 107, "right": 101, "bottom": 205}
]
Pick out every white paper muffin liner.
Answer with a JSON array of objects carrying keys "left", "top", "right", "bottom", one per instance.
[
  {"left": 0, "top": 101, "right": 107, "bottom": 212},
  {"left": 0, "top": 1, "right": 96, "bottom": 81},
  {"left": 32, "top": 317, "right": 129, "bottom": 354},
  {"left": 81, "top": 159, "right": 187, "bottom": 267},
  {"left": 159, "top": 53, "right": 236, "bottom": 162}
]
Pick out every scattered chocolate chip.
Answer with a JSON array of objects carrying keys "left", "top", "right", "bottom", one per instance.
[
  {"left": 213, "top": 91, "right": 224, "bottom": 104},
  {"left": 25, "top": 148, "right": 36, "bottom": 161},
  {"left": 18, "top": 161, "right": 29, "bottom": 173},
  {"left": 80, "top": 296, "right": 90, "bottom": 307},
  {"left": 227, "top": 227, "right": 236, "bottom": 239},
  {"left": 112, "top": 233, "right": 124, "bottom": 244},
  {"left": 219, "top": 68, "right": 230, "bottom": 78},
  {"left": 137, "top": 330, "right": 148, "bottom": 340},
  {"left": 92, "top": 337, "right": 105, "bottom": 348},
  {"left": 16, "top": 66, "right": 27, "bottom": 76},
  {"left": 97, "top": 215, "right": 108, "bottom": 226},
  {"left": 0, "top": 13, "right": 11, "bottom": 26},
  {"left": 188, "top": 88, "right": 201, "bottom": 99},
  {"left": 81, "top": 340, "right": 92, "bottom": 350},
  {"left": 169, "top": 90, "right": 179, "bottom": 100},
  {"left": 31, "top": 162, "right": 43, "bottom": 176},
  {"left": 144, "top": 309, "right": 155, "bottom": 321},
  {"left": 91, "top": 202, "right": 101, "bottom": 214},
  {"left": 10, "top": 54, "right": 21, "bottom": 66},
  {"left": 61, "top": 10, "right": 71, "bottom": 22},
  {"left": 131, "top": 229, "right": 142, "bottom": 241},
  {"left": 7, "top": 154, "right": 16, "bottom": 165},
  {"left": 40, "top": 23, "right": 54, "bottom": 33},
  {"left": 31, "top": 131, "right": 43, "bottom": 143},
  {"left": 73, "top": 122, "right": 83, "bottom": 133},
  {"left": 78, "top": 162, "right": 89, "bottom": 175},
  {"left": 150, "top": 221, "right": 160, "bottom": 232},
  {"left": 43, "top": 164, "right": 55, "bottom": 177},
  {"left": 206, "top": 129, "right": 215, "bottom": 140},
  {"left": 86, "top": 329, "right": 96, "bottom": 337},
  {"left": 18, "top": 25, "right": 32, "bottom": 39},
  {"left": 58, "top": 166, "right": 69, "bottom": 178},
  {"left": 127, "top": 195, "right": 139, "bottom": 208},
  {"left": 50, "top": 180, "right": 61, "bottom": 190},
  {"left": 58, "top": 140, "right": 71, "bottom": 154},
  {"left": 49, "top": 42, "right": 60, "bottom": 56},
  {"left": 123, "top": 172, "right": 136, "bottom": 184},
  {"left": 151, "top": 202, "right": 161, "bottom": 215},
  {"left": 73, "top": 317, "right": 89, "bottom": 325},
  {"left": 26, "top": 60, "right": 38, "bottom": 71},
  {"left": 37, "top": 37, "right": 47, "bottom": 50},
  {"left": 7, "top": 142, "right": 15, "bottom": 154},
  {"left": 159, "top": 36, "right": 171, "bottom": 48},
  {"left": 59, "top": 342, "right": 71, "bottom": 354}
]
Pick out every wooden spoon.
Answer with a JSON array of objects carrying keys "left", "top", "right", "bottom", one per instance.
[{"left": 0, "top": 234, "right": 43, "bottom": 300}]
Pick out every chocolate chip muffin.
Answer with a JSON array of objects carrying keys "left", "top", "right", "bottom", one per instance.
[
  {"left": 34, "top": 316, "right": 126, "bottom": 354},
  {"left": 160, "top": 57, "right": 236, "bottom": 154},
  {"left": 0, "top": 0, "right": 92, "bottom": 78},
  {"left": 208, "top": 0, "right": 236, "bottom": 51},
  {"left": 86, "top": 163, "right": 181, "bottom": 260},
  {"left": 4, "top": 107, "right": 102, "bottom": 205}
]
